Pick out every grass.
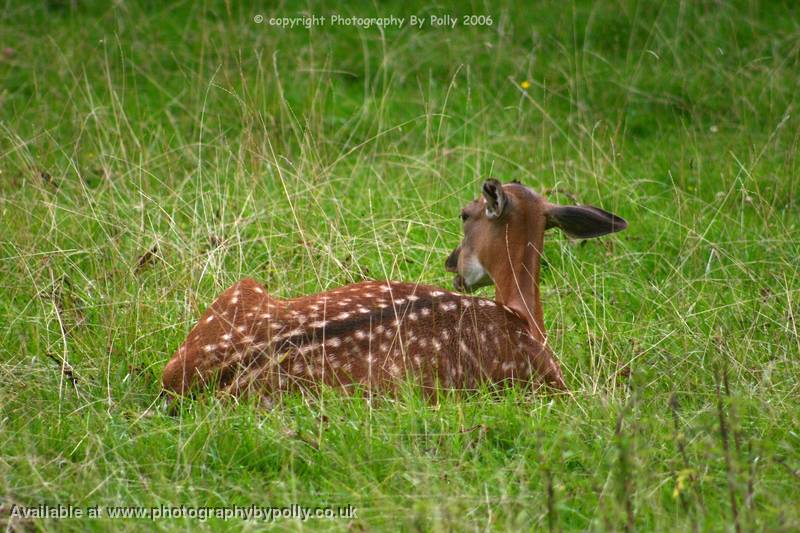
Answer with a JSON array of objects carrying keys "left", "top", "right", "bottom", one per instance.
[{"left": 1, "top": 0, "right": 799, "bottom": 530}]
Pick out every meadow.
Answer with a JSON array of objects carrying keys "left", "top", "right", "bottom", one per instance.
[{"left": 1, "top": 1, "right": 799, "bottom": 530}]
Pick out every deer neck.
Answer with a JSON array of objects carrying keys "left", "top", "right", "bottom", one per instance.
[{"left": 491, "top": 223, "right": 546, "bottom": 343}]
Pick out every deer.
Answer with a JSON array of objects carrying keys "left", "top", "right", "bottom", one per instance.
[{"left": 161, "top": 179, "right": 627, "bottom": 400}]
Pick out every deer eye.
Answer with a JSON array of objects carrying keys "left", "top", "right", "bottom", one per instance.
[{"left": 460, "top": 211, "right": 469, "bottom": 222}]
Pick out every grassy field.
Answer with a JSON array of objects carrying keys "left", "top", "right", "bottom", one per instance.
[{"left": 1, "top": 0, "right": 799, "bottom": 530}]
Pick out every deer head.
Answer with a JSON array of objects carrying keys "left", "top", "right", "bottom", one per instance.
[{"left": 445, "top": 179, "right": 627, "bottom": 342}]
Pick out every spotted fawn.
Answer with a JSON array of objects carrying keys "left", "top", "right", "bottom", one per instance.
[{"left": 162, "top": 179, "right": 627, "bottom": 399}]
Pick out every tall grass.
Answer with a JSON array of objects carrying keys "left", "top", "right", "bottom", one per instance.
[{"left": 1, "top": 0, "right": 799, "bottom": 530}]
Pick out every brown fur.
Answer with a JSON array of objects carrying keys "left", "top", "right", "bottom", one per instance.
[
  {"left": 162, "top": 279, "right": 565, "bottom": 397},
  {"left": 162, "top": 180, "right": 626, "bottom": 399}
]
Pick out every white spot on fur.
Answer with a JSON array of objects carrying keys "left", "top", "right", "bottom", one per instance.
[
  {"left": 205, "top": 315, "right": 214, "bottom": 323},
  {"left": 298, "top": 344, "right": 318, "bottom": 354},
  {"left": 274, "top": 328, "right": 303, "bottom": 341}
]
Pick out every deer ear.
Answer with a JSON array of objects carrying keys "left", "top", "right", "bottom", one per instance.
[
  {"left": 545, "top": 204, "right": 627, "bottom": 238},
  {"left": 482, "top": 179, "right": 507, "bottom": 220}
]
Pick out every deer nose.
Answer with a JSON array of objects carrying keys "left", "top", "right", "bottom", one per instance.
[{"left": 445, "top": 246, "right": 460, "bottom": 273}]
